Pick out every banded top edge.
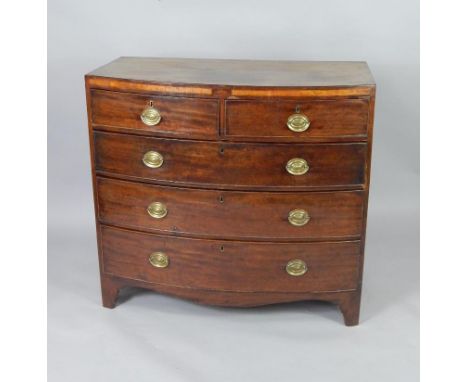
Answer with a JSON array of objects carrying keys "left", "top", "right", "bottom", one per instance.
[{"left": 87, "top": 57, "right": 375, "bottom": 88}]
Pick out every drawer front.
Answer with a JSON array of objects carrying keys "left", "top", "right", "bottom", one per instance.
[
  {"left": 225, "top": 98, "right": 369, "bottom": 141},
  {"left": 94, "top": 131, "right": 366, "bottom": 190},
  {"left": 90, "top": 90, "right": 219, "bottom": 139},
  {"left": 97, "top": 178, "right": 364, "bottom": 240},
  {"left": 101, "top": 226, "right": 361, "bottom": 293}
]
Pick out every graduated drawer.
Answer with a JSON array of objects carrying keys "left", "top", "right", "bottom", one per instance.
[
  {"left": 101, "top": 225, "right": 361, "bottom": 293},
  {"left": 225, "top": 98, "right": 369, "bottom": 141},
  {"left": 97, "top": 177, "right": 364, "bottom": 241},
  {"left": 94, "top": 131, "right": 366, "bottom": 191},
  {"left": 90, "top": 90, "right": 219, "bottom": 139}
]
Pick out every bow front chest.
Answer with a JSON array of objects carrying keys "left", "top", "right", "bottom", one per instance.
[{"left": 85, "top": 57, "right": 375, "bottom": 326}]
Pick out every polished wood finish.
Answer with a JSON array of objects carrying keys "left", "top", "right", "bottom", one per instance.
[
  {"left": 91, "top": 90, "right": 219, "bottom": 139},
  {"left": 88, "top": 57, "right": 374, "bottom": 87},
  {"left": 94, "top": 131, "right": 367, "bottom": 191},
  {"left": 87, "top": 75, "right": 372, "bottom": 98},
  {"left": 230, "top": 87, "right": 373, "bottom": 98},
  {"left": 100, "top": 273, "right": 362, "bottom": 323},
  {"left": 101, "top": 225, "right": 360, "bottom": 293},
  {"left": 85, "top": 57, "right": 376, "bottom": 326},
  {"left": 97, "top": 177, "right": 364, "bottom": 240},
  {"left": 225, "top": 98, "right": 369, "bottom": 141}
]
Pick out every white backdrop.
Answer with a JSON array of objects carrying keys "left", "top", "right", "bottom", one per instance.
[{"left": 48, "top": 1, "right": 419, "bottom": 381}]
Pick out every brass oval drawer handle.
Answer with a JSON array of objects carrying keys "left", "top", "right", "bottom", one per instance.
[
  {"left": 287, "top": 113, "right": 310, "bottom": 132},
  {"left": 140, "top": 101, "right": 162, "bottom": 126},
  {"left": 286, "top": 158, "right": 309, "bottom": 175},
  {"left": 142, "top": 151, "right": 164, "bottom": 168},
  {"left": 147, "top": 202, "right": 168, "bottom": 219},
  {"left": 286, "top": 259, "right": 308, "bottom": 276},
  {"left": 149, "top": 252, "right": 169, "bottom": 268},
  {"left": 288, "top": 209, "right": 310, "bottom": 227}
]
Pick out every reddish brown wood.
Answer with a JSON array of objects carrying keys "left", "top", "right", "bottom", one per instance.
[
  {"left": 87, "top": 75, "right": 373, "bottom": 98},
  {"left": 361, "top": 91, "right": 376, "bottom": 274},
  {"left": 337, "top": 290, "right": 361, "bottom": 326},
  {"left": 225, "top": 98, "right": 369, "bottom": 141},
  {"left": 100, "top": 273, "right": 360, "bottom": 325},
  {"left": 94, "top": 131, "right": 367, "bottom": 191},
  {"left": 229, "top": 87, "right": 373, "bottom": 98},
  {"left": 100, "top": 274, "right": 120, "bottom": 308},
  {"left": 101, "top": 225, "right": 360, "bottom": 292},
  {"left": 87, "top": 57, "right": 375, "bottom": 88},
  {"left": 91, "top": 90, "right": 219, "bottom": 140},
  {"left": 97, "top": 177, "right": 364, "bottom": 241},
  {"left": 85, "top": 57, "right": 376, "bottom": 326}
]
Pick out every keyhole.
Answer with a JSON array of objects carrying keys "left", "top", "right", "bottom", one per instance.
[
  {"left": 295, "top": 105, "right": 301, "bottom": 113},
  {"left": 219, "top": 195, "right": 224, "bottom": 203},
  {"left": 220, "top": 245, "right": 225, "bottom": 252},
  {"left": 219, "top": 147, "right": 224, "bottom": 154}
]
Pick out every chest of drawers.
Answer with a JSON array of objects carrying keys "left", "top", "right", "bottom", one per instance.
[{"left": 85, "top": 57, "right": 375, "bottom": 326}]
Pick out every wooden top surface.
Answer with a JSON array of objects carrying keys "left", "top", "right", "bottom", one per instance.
[{"left": 88, "top": 57, "right": 375, "bottom": 88}]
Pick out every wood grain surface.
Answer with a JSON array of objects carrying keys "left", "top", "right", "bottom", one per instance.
[
  {"left": 87, "top": 57, "right": 375, "bottom": 87},
  {"left": 94, "top": 131, "right": 367, "bottom": 191},
  {"left": 91, "top": 89, "right": 219, "bottom": 139},
  {"left": 101, "top": 225, "right": 361, "bottom": 293},
  {"left": 85, "top": 57, "right": 376, "bottom": 326},
  {"left": 96, "top": 177, "right": 364, "bottom": 241},
  {"left": 225, "top": 98, "right": 369, "bottom": 141}
]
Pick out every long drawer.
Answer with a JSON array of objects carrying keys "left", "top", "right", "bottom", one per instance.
[
  {"left": 101, "top": 225, "right": 361, "bottom": 293},
  {"left": 94, "top": 131, "right": 367, "bottom": 191},
  {"left": 96, "top": 177, "right": 364, "bottom": 241}
]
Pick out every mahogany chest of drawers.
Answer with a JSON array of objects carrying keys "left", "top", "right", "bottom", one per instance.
[{"left": 85, "top": 57, "right": 375, "bottom": 326}]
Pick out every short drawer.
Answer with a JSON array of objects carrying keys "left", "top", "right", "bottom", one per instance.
[
  {"left": 90, "top": 90, "right": 219, "bottom": 139},
  {"left": 101, "top": 225, "right": 361, "bottom": 293},
  {"left": 94, "top": 131, "right": 366, "bottom": 191},
  {"left": 97, "top": 178, "right": 364, "bottom": 240},
  {"left": 225, "top": 98, "right": 369, "bottom": 141}
]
